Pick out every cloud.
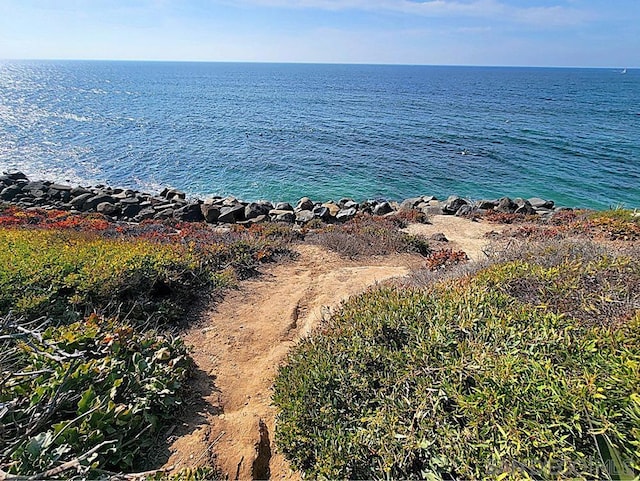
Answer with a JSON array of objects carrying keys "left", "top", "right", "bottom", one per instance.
[{"left": 219, "top": 0, "right": 592, "bottom": 27}]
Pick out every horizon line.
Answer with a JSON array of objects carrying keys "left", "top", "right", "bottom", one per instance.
[{"left": 1, "top": 57, "right": 636, "bottom": 70}]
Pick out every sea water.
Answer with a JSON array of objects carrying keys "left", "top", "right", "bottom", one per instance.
[{"left": 0, "top": 60, "right": 638, "bottom": 209}]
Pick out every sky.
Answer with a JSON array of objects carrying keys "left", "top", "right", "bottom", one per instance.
[{"left": 0, "top": 0, "right": 638, "bottom": 67}]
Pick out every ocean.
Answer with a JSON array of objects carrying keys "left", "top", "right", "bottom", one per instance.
[{"left": 0, "top": 60, "right": 638, "bottom": 209}]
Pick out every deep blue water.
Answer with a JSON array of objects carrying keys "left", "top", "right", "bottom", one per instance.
[{"left": 0, "top": 60, "right": 638, "bottom": 209}]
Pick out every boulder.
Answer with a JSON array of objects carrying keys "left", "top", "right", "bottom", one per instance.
[
  {"left": 495, "top": 197, "right": 517, "bottom": 213},
  {"left": 429, "top": 233, "right": 448, "bottom": 242},
  {"left": 373, "top": 201, "right": 393, "bottom": 216},
  {"left": 3, "top": 171, "right": 28, "bottom": 181},
  {"left": 174, "top": 203, "right": 205, "bottom": 222},
  {"left": 399, "top": 197, "right": 423, "bottom": 211},
  {"left": 133, "top": 207, "right": 156, "bottom": 222},
  {"left": 455, "top": 205, "right": 474, "bottom": 217},
  {"left": 218, "top": 204, "right": 245, "bottom": 223},
  {"left": 296, "top": 197, "right": 314, "bottom": 211},
  {"left": 70, "top": 186, "right": 91, "bottom": 196},
  {"left": 528, "top": 197, "right": 555, "bottom": 209},
  {"left": 342, "top": 200, "right": 358, "bottom": 210},
  {"left": 338, "top": 198, "right": 355, "bottom": 208},
  {"left": 0, "top": 185, "right": 23, "bottom": 201},
  {"left": 154, "top": 208, "right": 174, "bottom": 220},
  {"left": 442, "top": 195, "right": 468, "bottom": 215},
  {"left": 322, "top": 202, "right": 340, "bottom": 217},
  {"left": 120, "top": 203, "right": 142, "bottom": 218},
  {"left": 336, "top": 207, "right": 357, "bottom": 222},
  {"left": 69, "top": 192, "right": 94, "bottom": 209},
  {"left": 245, "top": 202, "right": 271, "bottom": 220},
  {"left": 312, "top": 206, "right": 331, "bottom": 220},
  {"left": 514, "top": 198, "right": 536, "bottom": 215},
  {"left": 96, "top": 202, "right": 120, "bottom": 216},
  {"left": 84, "top": 194, "right": 115, "bottom": 211},
  {"left": 201, "top": 204, "right": 221, "bottom": 223},
  {"left": 475, "top": 199, "right": 497, "bottom": 210},
  {"left": 269, "top": 209, "right": 296, "bottom": 223},
  {"left": 238, "top": 214, "right": 268, "bottom": 225},
  {"left": 295, "top": 210, "right": 315, "bottom": 224},
  {"left": 160, "top": 188, "right": 186, "bottom": 200},
  {"left": 274, "top": 202, "right": 294, "bottom": 212}
]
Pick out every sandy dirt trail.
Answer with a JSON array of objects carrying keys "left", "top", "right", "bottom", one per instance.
[
  {"left": 164, "top": 244, "right": 423, "bottom": 479},
  {"left": 164, "top": 216, "right": 498, "bottom": 479}
]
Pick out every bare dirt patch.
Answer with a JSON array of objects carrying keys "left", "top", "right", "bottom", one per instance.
[{"left": 403, "top": 215, "right": 501, "bottom": 261}]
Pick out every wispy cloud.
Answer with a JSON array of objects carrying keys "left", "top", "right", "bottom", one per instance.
[{"left": 221, "top": 0, "right": 593, "bottom": 27}]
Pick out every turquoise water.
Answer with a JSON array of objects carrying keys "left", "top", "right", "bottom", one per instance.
[{"left": 0, "top": 61, "right": 638, "bottom": 209}]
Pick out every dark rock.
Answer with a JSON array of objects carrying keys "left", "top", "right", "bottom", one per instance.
[
  {"left": 528, "top": 197, "right": 555, "bottom": 209},
  {"left": 218, "top": 204, "right": 245, "bottom": 223},
  {"left": 269, "top": 209, "right": 295, "bottom": 223},
  {"left": 313, "top": 206, "right": 331, "bottom": 220},
  {"left": 49, "top": 183, "right": 72, "bottom": 192},
  {"left": 121, "top": 203, "right": 142, "bottom": 218},
  {"left": 514, "top": 198, "right": 536, "bottom": 215},
  {"left": 174, "top": 203, "right": 205, "bottom": 222},
  {"left": 296, "top": 197, "right": 314, "bottom": 211},
  {"left": 336, "top": 207, "right": 357, "bottom": 222},
  {"left": 475, "top": 199, "right": 497, "bottom": 210},
  {"left": 358, "top": 200, "right": 374, "bottom": 214},
  {"left": 160, "top": 188, "right": 186, "bottom": 201},
  {"left": 133, "top": 207, "right": 156, "bottom": 222},
  {"left": 0, "top": 185, "right": 22, "bottom": 201},
  {"left": 399, "top": 197, "right": 423, "bottom": 211},
  {"left": 84, "top": 194, "right": 115, "bottom": 211},
  {"left": 245, "top": 202, "right": 271, "bottom": 220},
  {"left": 342, "top": 200, "right": 358, "bottom": 210},
  {"left": 70, "top": 186, "right": 91, "bottom": 196},
  {"left": 201, "top": 204, "right": 221, "bottom": 223},
  {"left": 442, "top": 195, "right": 469, "bottom": 215},
  {"left": 274, "top": 202, "right": 294, "bottom": 212},
  {"left": 4, "top": 171, "right": 28, "bottom": 181},
  {"left": 338, "top": 198, "right": 354, "bottom": 208},
  {"left": 495, "top": 197, "right": 517, "bottom": 213},
  {"left": 96, "top": 202, "right": 120, "bottom": 216},
  {"left": 373, "top": 201, "right": 393, "bottom": 216},
  {"left": 455, "top": 204, "right": 475, "bottom": 217},
  {"left": 154, "top": 208, "right": 174, "bottom": 220},
  {"left": 429, "top": 233, "right": 448, "bottom": 242},
  {"left": 70, "top": 192, "right": 94, "bottom": 209},
  {"left": 238, "top": 214, "right": 268, "bottom": 225},
  {"left": 295, "top": 210, "right": 315, "bottom": 224}
]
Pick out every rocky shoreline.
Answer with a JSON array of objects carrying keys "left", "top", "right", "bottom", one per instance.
[{"left": 0, "top": 171, "right": 566, "bottom": 225}]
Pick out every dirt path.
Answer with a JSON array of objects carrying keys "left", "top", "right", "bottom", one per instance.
[
  {"left": 163, "top": 216, "right": 500, "bottom": 479},
  {"left": 164, "top": 244, "right": 423, "bottom": 479}
]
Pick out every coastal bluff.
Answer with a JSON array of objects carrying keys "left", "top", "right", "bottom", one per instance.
[{"left": 0, "top": 171, "right": 564, "bottom": 225}]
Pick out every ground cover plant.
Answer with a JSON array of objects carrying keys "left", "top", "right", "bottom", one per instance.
[
  {"left": 273, "top": 240, "right": 640, "bottom": 480},
  {"left": 0, "top": 205, "right": 293, "bottom": 478},
  {"left": 495, "top": 208, "right": 640, "bottom": 243}
]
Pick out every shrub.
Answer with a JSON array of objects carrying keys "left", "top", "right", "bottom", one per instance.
[
  {"left": 1, "top": 313, "right": 192, "bottom": 476},
  {"left": 307, "top": 216, "right": 430, "bottom": 259},
  {"left": 273, "top": 245, "right": 640, "bottom": 480},
  {"left": 424, "top": 248, "right": 469, "bottom": 271}
]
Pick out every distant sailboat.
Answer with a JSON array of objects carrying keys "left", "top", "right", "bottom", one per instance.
[{"left": 622, "top": 68, "right": 627, "bottom": 74}]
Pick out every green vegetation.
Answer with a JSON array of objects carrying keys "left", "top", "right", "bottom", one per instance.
[
  {"left": 274, "top": 241, "right": 640, "bottom": 479},
  {"left": 0, "top": 206, "right": 293, "bottom": 478}
]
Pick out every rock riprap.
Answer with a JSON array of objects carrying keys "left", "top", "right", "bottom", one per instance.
[{"left": 0, "top": 171, "right": 566, "bottom": 226}]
